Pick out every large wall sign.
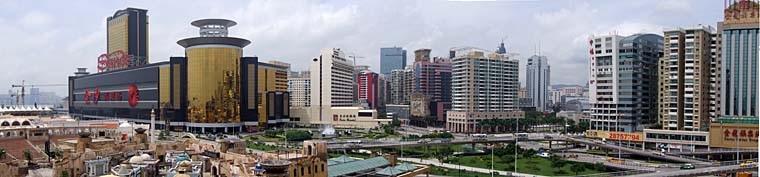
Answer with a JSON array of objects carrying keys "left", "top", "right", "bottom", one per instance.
[
  {"left": 82, "top": 85, "right": 134, "bottom": 106},
  {"left": 128, "top": 84, "right": 139, "bottom": 107}
]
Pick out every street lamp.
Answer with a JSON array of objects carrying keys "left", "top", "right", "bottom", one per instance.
[{"left": 514, "top": 117, "right": 518, "bottom": 173}]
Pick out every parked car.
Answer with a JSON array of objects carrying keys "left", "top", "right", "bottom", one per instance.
[
  {"left": 544, "top": 135, "right": 553, "bottom": 139},
  {"left": 680, "top": 164, "right": 695, "bottom": 170}
]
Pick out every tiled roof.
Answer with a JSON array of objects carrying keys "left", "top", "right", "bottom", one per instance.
[{"left": 328, "top": 157, "right": 389, "bottom": 177}]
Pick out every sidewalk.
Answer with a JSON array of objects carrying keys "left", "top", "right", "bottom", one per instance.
[{"left": 399, "top": 157, "right": 547, "bottom": 177}]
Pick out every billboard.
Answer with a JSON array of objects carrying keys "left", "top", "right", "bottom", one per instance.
[{"left": 586, "top": 130, "right": 644, "bottom": 142}]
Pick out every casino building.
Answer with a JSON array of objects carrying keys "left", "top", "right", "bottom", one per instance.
[{"left": 68, "top": 18, "right": 284, "bottom": 133}]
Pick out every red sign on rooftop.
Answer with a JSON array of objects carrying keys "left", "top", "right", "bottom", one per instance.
[{"left": 97, "top": 50, "right": 131, "bottom": 72}]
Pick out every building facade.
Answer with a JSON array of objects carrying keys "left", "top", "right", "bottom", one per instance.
[
  {"left": 289, "top": 48, "right": 391, "bottom": 128},
  {"left": 412, "top": 49, "right": 452, "bottom": 124},
  {"left": 288, "top": 71, "right": 311, "bottom": 108},
  {"left": 257, "top": 61, "right": 290, "bottom": 128},
  {"left": 658, "top": 26, "right": 714, "bottom": 131},
  {"left": 70, "top": 19, "right": 260, "bottom": 133},
  {"left": 357, "top": 70, "right": 380, "bottom": 109},
  {"left": 589, "top": 34, "right": 662, "bottom": 132},
  {"left": 389, "top": 69, "right": 406, "bottom": 105},
  {"left": 718, "top": 0, "right": 759, "bottom": 119},
  {"left": 106, "top": 8, "right": 149, "bottom": 71},
  {"left": 380, "top": 47, "right": 407, "bottom": 76},
  {"left": 526, "top": 55, "right": 550, "bottom": 112},
  {"left": 446, "top": 48, "right": 522, "bottom": 133}
]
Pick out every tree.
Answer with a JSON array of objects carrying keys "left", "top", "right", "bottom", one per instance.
[
  {"left": 23, "top": 150, "right": 32, "bottom": 161},
  {"left": 522, "top": 149, "right": 535, "bottom": 161},
  {"left": 570, "top": 162, "right": 586, "bottom": 175},
  {"left": 264, "top": 130, "right": 281, "bottom": 138},
  {"left": 438, "top": 132, "right": 454, "bottom": 139},
  {"left": 549, "top": 155, "right": 566, "bottom": 170},
  {"left": 389, "top": 119, "right": 402, "bottom": 127},
  {"left": 285, "top": 130, "right": 311, "bottom": 141},
  {"left": 433, "top": 146, "right": 452, "bottom": 165}
]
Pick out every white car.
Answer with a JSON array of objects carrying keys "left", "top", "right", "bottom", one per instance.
[{"left": 537, "top": 152, "right": 551, "bottom": 158}]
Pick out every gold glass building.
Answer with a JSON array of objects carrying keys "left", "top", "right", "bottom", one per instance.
[
  {"left": 257, "top": 62, "right": 290, "bottom": 127},
  {"left": 106, "top": 8, "right": 149, "bottom": 70},
  {"left": 177, "top": 19, "right": 256, "bottom": 132}
]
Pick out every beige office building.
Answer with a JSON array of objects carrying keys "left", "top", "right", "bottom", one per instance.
[
  {"left": 658, "top": 25, "right": 714, "bottom": 131},
  {"left": 446, "top": 48, "right": 522, "bottom": 133}
]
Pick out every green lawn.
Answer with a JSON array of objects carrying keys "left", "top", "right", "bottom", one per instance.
[
  {"left": 247, "top": 135, "right": 283, "bottom": 142},
  {"left": 447, "top": 155, "right": 608, "bottom": 176},
  {"left": 247, "top": 143, "right": 279, "bottom": 151},
  {"left": 427, "top": 164, "right": 512, "bottom": 177}
]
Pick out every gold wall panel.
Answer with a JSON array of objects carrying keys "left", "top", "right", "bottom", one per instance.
[
  {"left": 107, "top": 15, "right": 128, "bottom": 55},
  {"left": 159, "top": 66, "right": 170, "bottom": 106},
  {"left": 186, "top": 47, "right": 242, "bottom": 123}
]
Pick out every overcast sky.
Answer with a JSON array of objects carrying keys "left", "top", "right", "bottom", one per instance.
[{"left": 0, "top": 0, "right": 724, "bottom": 96}]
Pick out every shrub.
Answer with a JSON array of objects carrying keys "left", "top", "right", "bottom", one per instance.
[{"left": 285, "top": 130, "right": 311, "bottom": 141}]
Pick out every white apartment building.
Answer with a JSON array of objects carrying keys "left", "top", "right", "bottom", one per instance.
[{"left": 288, "top": 71, "right": 310, "bottom": 107}]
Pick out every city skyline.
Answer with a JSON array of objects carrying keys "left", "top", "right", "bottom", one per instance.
[{"left": 0, "top": 0, "right": 724, "bottom": 96}]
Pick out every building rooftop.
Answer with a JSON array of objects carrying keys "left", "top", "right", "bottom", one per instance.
[
  {"left": 327, "top": 156, "right": 389, "bottom": 177},
  {"left": 716, "top": 117, "right": 759, "bottom": 124}
]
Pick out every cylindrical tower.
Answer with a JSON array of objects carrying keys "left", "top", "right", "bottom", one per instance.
[{"left": 177, "top": 19, "right": 251, "bottom": 130}]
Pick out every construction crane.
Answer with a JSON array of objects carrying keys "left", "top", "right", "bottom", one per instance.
[
  {"left": 347, "top": 53, "right": 365, "bottom": 65},
  {"left": 10, "top": 80, "right": 66, "bottom": 106}
]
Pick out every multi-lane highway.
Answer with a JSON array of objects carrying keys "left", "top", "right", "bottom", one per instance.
[
  {"left": 625, "top": 164, "right": 758, "bottom": 177},
  {"left": 326, "top": 134, "right": 710, "bottom": 164}
]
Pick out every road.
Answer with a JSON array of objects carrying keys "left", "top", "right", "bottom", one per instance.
[
  {"left": 398, "top": 157, "right": 547, "bottom": 177},
  {"left": 327, "top": 134, "right": 710, "bottom": 164},
  {"left": 555, "top": 152, "right": 658, "bottom": 171},
  {"left": 625, "top": 164, "right": 758, "bottom": 177},
  {"left": 561, "top": 137, "right": 709, "bottom": 164}
]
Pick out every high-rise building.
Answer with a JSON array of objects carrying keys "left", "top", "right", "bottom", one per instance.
[
  {"left": 289, "top": 71, "right": 311, "bottom": 108},
  {"left": 589, "top": 33, "right": 662, "bottom": 132},
  {"left": 289, "top": 48, "right": 390, "bottom": 128},
  {"left": 380, "top": 47, "right": 407, "bottom": 76},
  {"left": 71, "top": 18, "right": 260, "bottom": 133},
  {"left": 526, "top": 55, "right": 550, "bottom": 111},
  {"left": 718, "top": 0, "right": 759, "bottom": 119},
  {"left": 412, "top": 49, "right": 452, "bottom": 123},
  {"left": 413, "top": 55, "right": 452, "bottom": 103},
  {"left": 658, "top": 26, "right": 714, "bottom": 131},
  {"left": 402, "top": 65, "right": 415, "bottom": 104},
  {"left": 106, "top": 8, "right": 149, "bottom": 70},
  {"left": 311, "top": 48, "right": 355, "bottom": 108},
  {"left": 357, "top": 70, "right": 380, "bottom": 109},
  {"left": 390, "top": 69, "right": 406, "bottom": 104},
  {"left": 257, "top": 61, "right": 290, "bottom": 128},
  {"left": 446, "top": 48, "right": 522, "bottom": 133}
]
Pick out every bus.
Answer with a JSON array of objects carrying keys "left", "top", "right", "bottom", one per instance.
[{"left": 516, "top": 133, "right": 529, "bottom": 140}]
